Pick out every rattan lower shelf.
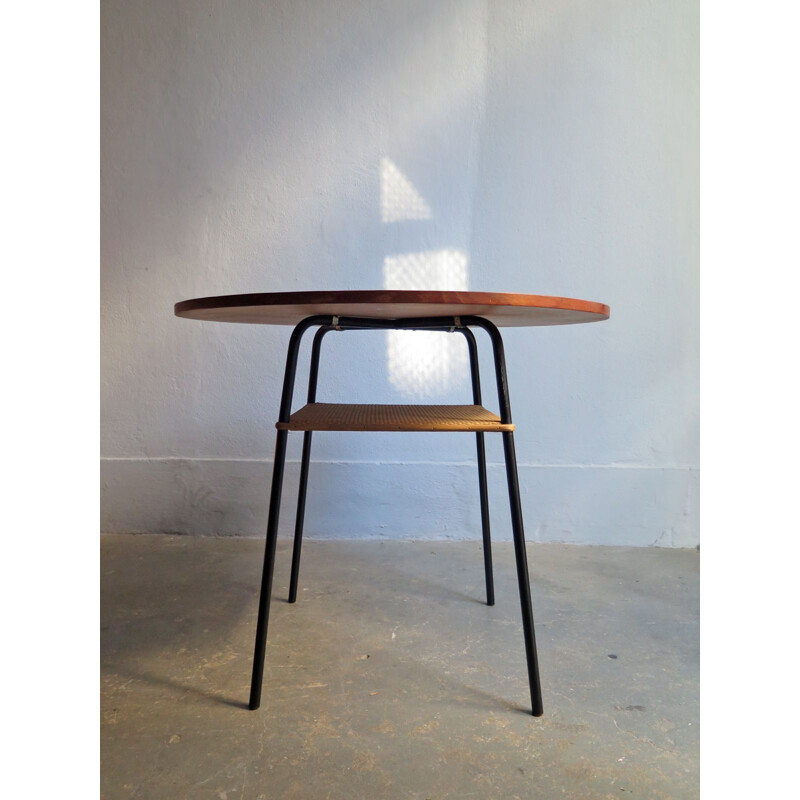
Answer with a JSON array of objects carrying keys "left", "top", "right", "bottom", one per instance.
[{"left": 276, "top": 403, "right": 515, "bottom": 432}]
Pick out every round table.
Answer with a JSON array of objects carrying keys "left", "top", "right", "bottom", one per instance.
[{"left": 175, "top": 290, "right": 610, "bottom": 717}]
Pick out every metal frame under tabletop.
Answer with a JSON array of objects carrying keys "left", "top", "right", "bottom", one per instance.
[{"left": 248, "top": 314, "right": 544, "bottom": 717}]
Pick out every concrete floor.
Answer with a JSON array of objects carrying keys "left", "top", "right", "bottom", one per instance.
[{"left": 101, "top": 535, "right": 699, "bottom": 799}]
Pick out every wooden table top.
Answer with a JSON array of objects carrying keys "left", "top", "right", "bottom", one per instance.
[{"left": 174, "top": 291, "right": 609, "bottom": 327}]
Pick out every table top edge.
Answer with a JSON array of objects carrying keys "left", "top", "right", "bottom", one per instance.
[{"left": 174, "top": 290, "right": 610, "bottom": 323}]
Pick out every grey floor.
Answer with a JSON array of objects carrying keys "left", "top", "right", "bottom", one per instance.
[{"left": 101, "top": 535, "right": 699, "bottom": 799}]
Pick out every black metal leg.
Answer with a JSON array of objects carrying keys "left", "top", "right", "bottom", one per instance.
[
  {"left": 460, "top": 327, "right": 494, "bottom": 606},
  {"left": 463, "top": 316, "right": 543, "bottom": 716},
  {"left": 475, "top": 432, "right": 494, "bottom": 605},
  {"left": 249, "top": 315, "right": 332, "bottom": 711},
  {"left": 502, "top": 431, "right": 543, "bottom": 716},
  {"left": 248, "top": 429, "right": 289, "bottom": 710},
  {"left": 288, "top": 325, "right": 331, "bottom": 603},
  {"left": 288, "top": 431, "right": 312, "bottom": 603}
]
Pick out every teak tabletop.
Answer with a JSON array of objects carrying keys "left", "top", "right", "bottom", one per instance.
[{"left": 174, "top": 290, "right": 610, "bottom": 327}]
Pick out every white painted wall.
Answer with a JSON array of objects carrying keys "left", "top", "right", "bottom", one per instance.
[{"left": 101, "top": 0, "right": 698, "bottom": 546}]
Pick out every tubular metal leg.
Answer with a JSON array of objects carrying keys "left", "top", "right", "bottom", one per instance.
[
  {"left": 502, "top": 431, "right": 543, "bottom": 716},
  {"left": 463, "top": 316, "right": 543, "bottom": 716},
  {"left": 460, "top": 327, "right": 494, "bottom": 606},
  {"left": 248, "top": 429, "right": 289, "bottom": 710},
  {"left": 249, "top": 315, "right": 331, "bottom": 711},
  {"left": 288, "top": 325, "right": 332, "bottom": 603},
  {"left": 475, "top": 433, "right": 494, "bottom": 605},
  {"left": 287, "top": 431, "right": 312, "bottom": 603}
]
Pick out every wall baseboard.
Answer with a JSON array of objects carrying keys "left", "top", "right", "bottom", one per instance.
[{"left": 101, "top": 458, "right": 698, "bottom": 547}]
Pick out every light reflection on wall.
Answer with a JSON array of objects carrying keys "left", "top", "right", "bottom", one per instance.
[
  {"left": 380, "top": 157, "right": 432, "bottom": 223},
  {"left": 383, "top": 248, "right": 469, "bottom": 398}
]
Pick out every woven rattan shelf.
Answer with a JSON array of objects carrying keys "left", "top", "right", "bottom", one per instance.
[{"left": 276, "top": 403, "right": 515, "bottom": 432}]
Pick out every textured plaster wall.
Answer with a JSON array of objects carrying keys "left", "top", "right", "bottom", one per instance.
[{"left": 101, "top": 0, "right": 699, "bottom": 545}]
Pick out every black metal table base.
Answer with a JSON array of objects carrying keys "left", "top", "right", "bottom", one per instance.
[{"left": 248, "top": 315, "right": 544, "bottom": 716}]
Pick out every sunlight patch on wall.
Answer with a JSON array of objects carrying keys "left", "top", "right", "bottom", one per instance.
[
  {"left": 380, "top": 157, "right": 432, "bottom": 223},
  {"left": 383, "top": 249, "right": 469, "bottom": 398}
]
